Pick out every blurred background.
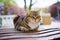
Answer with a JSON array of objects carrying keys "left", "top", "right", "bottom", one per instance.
[{"left": 0, "top": 0, "right": 60, "bottom": 28}]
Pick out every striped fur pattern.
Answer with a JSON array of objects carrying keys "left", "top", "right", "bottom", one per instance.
[{"left": 13, "top": 11, "right": 41, "bottom": 32}]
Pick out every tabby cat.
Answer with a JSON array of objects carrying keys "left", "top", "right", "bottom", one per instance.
[{"left": 13, "top": 10, "right": 41, "bottom": 32}]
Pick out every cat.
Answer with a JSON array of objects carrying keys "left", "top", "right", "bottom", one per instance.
[{"left": 13, "top": 10, "right": 41, "bottom": 32}]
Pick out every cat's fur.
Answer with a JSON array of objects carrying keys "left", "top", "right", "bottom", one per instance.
[{"left": 13, "top": 11, "right": 41, "bottom": 32}]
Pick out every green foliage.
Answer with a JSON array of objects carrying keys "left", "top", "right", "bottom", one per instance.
[
  {"left": 4, "top": 0, "right": 17, "bottom": 5},
  {"left": 0, "top": 0, "right": 17, "bottom": 15},
  {"left": 5, "top": 0, "right": 10, "bottom": 3},
  {"left": 11, "top": 0, "right": 17, "bottom": 5},
  {"left": 0, "top": 0, "right": 17, "bottom": 6},
  {"left": 0, "top": 0, "right": 3, "bottom": 2}
]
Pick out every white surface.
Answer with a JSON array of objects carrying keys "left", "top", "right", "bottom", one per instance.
[
  {"left": 15, "top": 0, "right": 57, "bottom": 8},
  {"left": 0, "top": 15, "right": 16, "bottom": 28},
  {"left": 39, "top": 21, "right": 60, "bottom": 30}
]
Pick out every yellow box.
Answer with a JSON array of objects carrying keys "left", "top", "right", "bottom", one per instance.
[{"left": 42, "top": 13, "right": 51, "bottom": 25}]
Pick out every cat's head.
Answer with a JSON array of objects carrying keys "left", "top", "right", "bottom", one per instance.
[{"left": 26, "top": 10, "right": 41, "bottom": 23}]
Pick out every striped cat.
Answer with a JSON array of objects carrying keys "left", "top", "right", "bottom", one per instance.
[{"left": 13, "top": 10, "right": 41, "bottom": 32}]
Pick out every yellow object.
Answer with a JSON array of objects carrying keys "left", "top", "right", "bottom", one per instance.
[{"left": 42, "top": 13, "right": 51, "bottom": 25}]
